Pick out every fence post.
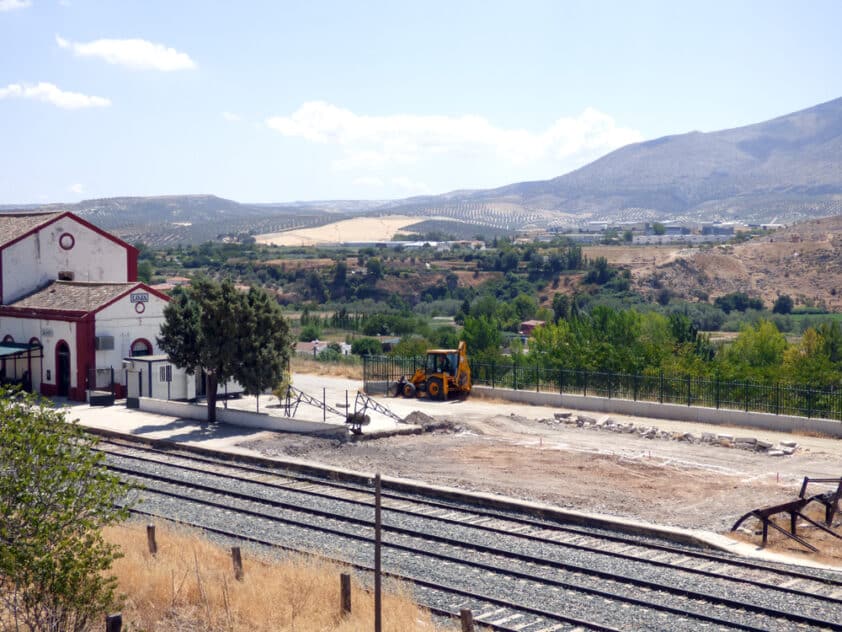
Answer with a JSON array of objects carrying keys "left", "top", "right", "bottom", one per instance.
[
  {"left": 775, "top": 384, "right": 780, "bottom": 415},
  {"left": 559, "top": 368, "right": 564, "bottom": 394},
  {"left": 460, "top": 608, "right": 475, "bottom": 632},
  {"left": 535, "top": 364, "right": 539, "bottom": 393},
  {"left": 686, "top": 375, "right": 691, "bottom": 407},
  {"left": 146, "top": 524, "right": 157, "bottom": 556},
  {"left": 340, "top": 572, "right": 351, "bottom": 616},
  {"left": 105, "top": 613, "right": 122, "bottom": 632},
  {"left": 744, "top": 381, "right": 749, "bottom": 412},
  {"left": 633, "top": 373, "right": 639, "bottom": 401},
  {"left": 715, "top": 377, "right": 720, "bottom": 409},
  {"left": 659, "top": 372, "right": 664, "bottom": 404},
  {"left": 231, "top": 547, "right": 243, "bottom": 580},
  {"left": 807, "top": 388, "right": 813, "bottom": 419},
  {"left": 583, "top": 370, "right": 587, "bottom": 397},
  {"left": 608, "top": 372, "right": 612, "bottom": 399},
  {"left": 491, "top": 361, "right": 495, "bottom": 389}
]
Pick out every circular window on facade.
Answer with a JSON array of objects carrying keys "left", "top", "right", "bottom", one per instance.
[
  {"left": 59, "top": 233, "right": 75, "bottom": 250},
  {"left": 134, "top": 302, "right": 146, "bottom": 314}
]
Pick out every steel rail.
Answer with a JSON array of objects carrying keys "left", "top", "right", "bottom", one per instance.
[
  {"left": 124, "top": 505, "right": 621, "bottom": 632},
  {"left": 115, "top": 466, "right": 840, "bottom": 630},
  {"left": 98, "top": 440, "right": 842, "bottom": 593}
]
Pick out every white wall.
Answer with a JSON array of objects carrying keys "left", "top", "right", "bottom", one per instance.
[
  {"left": 94, "top": 288, "right": 167, "bottom": 368},
  {"left": 0, "top": 316, "right": 76, "bottom": 391},
  {"left": 138, "top": 397, "right": 348, "bottom": 437},
  {"left": 3, "top": 217, "right": 128, "bottom": 303},
  {"left": 471, "top": 386, "right": 842, "bottom": 437}
]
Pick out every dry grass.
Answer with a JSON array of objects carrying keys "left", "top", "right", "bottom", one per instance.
[
  {"left": 291, "top": 356, "right": 363, "bottom": 380},
  {"left": 105, "top": 522, "right": 452, "bottom": 631}
]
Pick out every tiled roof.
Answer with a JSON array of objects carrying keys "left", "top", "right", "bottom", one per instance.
[
  {"left": 0, "top": 212, "right": 64, "bottom": 247},
  {"left": 7, "top": 281, "right": 137, "bottom": 313}
]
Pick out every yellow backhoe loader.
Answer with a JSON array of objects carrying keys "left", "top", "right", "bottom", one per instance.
[{"left": 391, "top": 340, "right": 471, "bottom": 400}]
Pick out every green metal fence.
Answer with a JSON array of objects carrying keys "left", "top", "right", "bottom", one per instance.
[{"left": 363, "top": 356, "right": 842, "bottom": 421}]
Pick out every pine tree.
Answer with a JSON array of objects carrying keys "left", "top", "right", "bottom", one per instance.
[
  {"left": 158, "top": 277, "right": 292, "bottom": 422},
  {"left": 235, "top": 287, "right": 293, "bottom": 413}
]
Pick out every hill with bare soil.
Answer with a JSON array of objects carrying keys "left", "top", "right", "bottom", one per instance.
[{"left": 632, "top": 216, "right": 842, "bottom": 310}]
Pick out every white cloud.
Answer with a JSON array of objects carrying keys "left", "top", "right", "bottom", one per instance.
[
  {"left": 391, "top": 176, "right": 429, "bottom": 193},
  {"left": 353, "top": 176, "right": 384, "bottom": 187},
  {"left": 56, "top": 34, "right": 196, "bottom": 71},
  {"left": 0, "top": 82, "right": 110, "bottom": 108},
  {"left": 266, "top": 101, "right": 643, "bottom": 172},
  {"left": 222, "top": 111, "right": 241, "bottom": 122},
  {"left": 69, "top": 183, "right": 84, "bottom": 194},
  {"left": 0, "top": 0, "right": 31, "bottom": 12}
]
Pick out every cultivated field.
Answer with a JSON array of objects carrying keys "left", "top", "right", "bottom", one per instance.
[{"left": 256, "top": 216, "right": 420, "bottom": 246}]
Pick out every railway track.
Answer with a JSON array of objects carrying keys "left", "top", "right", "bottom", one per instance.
[{"left": 98, "top": 436, "right": 842, "bottom": 631}]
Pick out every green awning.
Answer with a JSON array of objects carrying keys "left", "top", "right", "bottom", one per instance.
[{"left": 0, "top": 343, "right": 42, "bottom": 358}]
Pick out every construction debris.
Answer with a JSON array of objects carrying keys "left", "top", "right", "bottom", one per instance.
[{"left": 539, "top": 412, "right": 801, "bottom": 456}]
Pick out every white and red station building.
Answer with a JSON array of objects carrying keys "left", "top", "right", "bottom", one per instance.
[{"left": 0, "top": 211, "right": 170, "bottom": 401}]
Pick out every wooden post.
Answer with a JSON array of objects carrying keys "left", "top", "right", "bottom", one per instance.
[
  {"left": 460, "top": 608, "right": 474, "bottom": 632},
  {"left": 374, "top": 473, "right": 382, "bottom": 632},
  {"left": 340, "top": 572, "right": 352, "bottom": 615},
  {"left": 231, "top": 546, "right": 243, "bottom": 580},
  {"left": 105, "top": 613, "right": 122, "bottom": 632},
  {"left": 323, "top": 387, "right": 326, "bottom": 421},
  {"left": 146, "top": 524, "right": 157, "bottom": 556}
]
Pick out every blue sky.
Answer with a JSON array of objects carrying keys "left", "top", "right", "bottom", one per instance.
[{"left": 1, "top": 0, "right": 840, "bottom": 205}]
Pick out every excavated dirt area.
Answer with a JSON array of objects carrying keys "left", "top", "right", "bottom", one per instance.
[
  {"left": 244, "top": 413, "right": 802, "bottom": 531},
  {"left": 239, "top": 375, "right": 842, "bottom": 562}
]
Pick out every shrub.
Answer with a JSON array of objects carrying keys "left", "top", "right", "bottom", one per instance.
[
  {"left": 298, "top": 324, "right": 322, "bottom": 342},
  {"left": 0, "top": 387, "right": 129, "bottom": 631}
]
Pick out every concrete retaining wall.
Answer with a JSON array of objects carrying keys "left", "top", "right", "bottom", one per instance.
[
  {"left": 138, "top": 398, "right": 348, "bottom": 438},
  {"left": 471, "top": 386, "right": 842, "bottom": 437}
]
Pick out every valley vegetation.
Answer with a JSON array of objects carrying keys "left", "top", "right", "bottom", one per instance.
[{"left": 137, "top": 232, "right": 842, "bottom": 391}]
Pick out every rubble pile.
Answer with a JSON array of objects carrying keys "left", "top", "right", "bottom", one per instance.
[{"left": 536, "top": 412, "right": 800, "bottom": 456}]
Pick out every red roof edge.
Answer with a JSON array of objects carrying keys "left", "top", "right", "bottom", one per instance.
[
  {"left": 92, "top": 282, "right": 171, "bottom": 315},
  {"left": 0, "top": 211, "right": 139, "bottom": 263}
]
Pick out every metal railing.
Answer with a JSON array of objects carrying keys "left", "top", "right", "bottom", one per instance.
[{"left": 363, "top": 356, "right": 842, "bottom": 421}]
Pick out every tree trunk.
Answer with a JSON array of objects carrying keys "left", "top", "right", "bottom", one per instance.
[{"left": 206, "top": 372, "right": 218, "bottom": 423}]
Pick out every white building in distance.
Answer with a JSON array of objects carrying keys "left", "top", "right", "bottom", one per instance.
[{"left": 0, "top": 211, "right": 169, "bottom": 401}]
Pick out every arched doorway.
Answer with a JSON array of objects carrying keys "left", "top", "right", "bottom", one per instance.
[{"left": 56, "top": 340, "right": 71, "bottom": 397}]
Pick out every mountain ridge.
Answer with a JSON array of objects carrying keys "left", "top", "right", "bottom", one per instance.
[{"left": 6, "top": 96, "right": 842, "bottom": 244}]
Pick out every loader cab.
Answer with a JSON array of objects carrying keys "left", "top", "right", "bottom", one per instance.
[{"left": 426, "top": 350, "right": 457, "bottom": 376}]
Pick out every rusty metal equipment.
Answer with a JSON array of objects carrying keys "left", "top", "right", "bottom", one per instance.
[
  {"left": 280, "top": 385, "right": 346, "bottom": 420},
  {"left": 731, "top": 476, "right": 842, "bottom": 552},
  {"left": 345, "top": 390, "right": 404, "bottom": 435},
  {"left": 391, "top": 340, "right": 471, "bottom": 401},
  {"left": 798, "top": 476, "right": 842, "bottom": 526}
]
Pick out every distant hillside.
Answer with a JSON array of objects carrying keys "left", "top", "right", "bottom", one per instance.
[
  {"left": 626, "top": 216, "right": 842, "bottom": 311},
  {"left": 9, "top": 96, "right": 842, "bottom": 244},
  {"left": 24, "top": 195, "right": 342, "bottom": 247},
  {"left": 389, "top": 96, "right": 842, "bottom": 226}
]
